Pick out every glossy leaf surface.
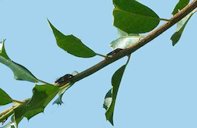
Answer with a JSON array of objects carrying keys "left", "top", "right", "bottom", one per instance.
[
  {"left": 48, "top": 20, "right": 96, "bottom": 58},
  {"left": 113, "top": 0, "right": 160, "bottom": 34}
]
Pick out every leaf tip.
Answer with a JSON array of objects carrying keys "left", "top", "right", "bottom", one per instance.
[
  {"left": 0, "top": 39, "right": 6, "bottom": 52},
  {"left": 106, "top": 116, "right": 114, "bottom": 126},
  {"left": 47, "top": 19, "right": 52, "bottom": 26}
]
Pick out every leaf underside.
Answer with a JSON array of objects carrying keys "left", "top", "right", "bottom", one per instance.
[
  {"left": 171, "top": 12, "right": 194, "bottom": 46},
  {"left": 110, "top": 35, "right": 141, "bottom": 49}
]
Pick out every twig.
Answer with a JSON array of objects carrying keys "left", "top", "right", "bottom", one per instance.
[
  {"left": 0, "top": 103, "right": 21, "bottom": 123},
  {"left": 70, "top": 0, "right": 197, "bottom": 83},
  {"left": 0, "top": 0, "right": 196, "bottom": 123},
  {"left": 160, "top": 18, "right": 171, "bottom": 21},
  {"left": 96, "top": 53, "right": 107, "bottom": 58},
  {"left": 12, "top": 99, "right": 24, "bottom": 104}
]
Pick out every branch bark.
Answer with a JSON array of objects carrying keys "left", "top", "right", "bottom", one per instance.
[
  {"left": 0, "top": 0, "right": 196, "bottom": 123},
  {"left": 70, "top": 0, "right": 197, "bottom": 83}
]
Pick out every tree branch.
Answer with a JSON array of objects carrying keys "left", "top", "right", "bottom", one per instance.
[
  {"left": 0, "top": 0, "right": 196, "bottom": 123},
  {"left": 70, "top": 0, "right": 197, "bottom": 84}
]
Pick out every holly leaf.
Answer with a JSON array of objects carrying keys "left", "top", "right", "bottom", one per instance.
[
  {"left": 104, "top": 64, "right": 127, "bottom": 125},
  {"left": 0, "top": 40, "right": 39, "bottom": 83},
  {"left": 171, "top": 12, "right": 194, "bottom": 46},
  {"left": 48, "top": 20, "right": 96, "bottom": 58},
  {"left": 0, "top": 88, "right": 12, "bottom": 105},
  {"left": 172, "top": 0, "right": 190, "bottom": 15},
  {"left": 113, "top": 0, "right": 160, "bottom": 34},
  {"left": 14, "top": 84, "right": 59, "bottom": 124}
]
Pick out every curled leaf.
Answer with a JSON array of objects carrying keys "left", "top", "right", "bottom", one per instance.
[
  {"left": 171, "top": 12, "right": 194, "bottom": 46},
  {"left": 110, "top": 35, "right": 142, "bottom": 49},
  {"left": 103, "top": 89, "right": 112, "bottom": 110},
  {"left": 104, "top": 64, "right": 127, "bottom": 125}
]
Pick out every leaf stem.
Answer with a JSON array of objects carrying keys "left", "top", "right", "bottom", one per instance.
[
  {"left": 70, "top": 0, "right": 197, "bottom": 83},
  {"left": 126, "top": 54, "right": 131, "bottom": 65},
  {"left": 0, "top": 0, "right": 196, "bottom": 124},
  {"left": 12, "top": 99, "right": 24, "bottom": 104},
  {"left": 38, "top": 79, "right": 52, "bottom": 85},
  {"left": 160, "top": 18, "right": 171, "bottom": 21},
  {"left": 0, "top": 103, "right": 21, "bottom": 123},
  {"left": 96, "top": 53, "right": 107, "bottom": 58}
]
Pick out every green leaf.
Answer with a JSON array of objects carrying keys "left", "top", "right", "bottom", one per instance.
[
  {"left": 48, "top": 20, "right": 96, "bottom": 58},
  {"left": 104, "top": 64, "right": 127, "bottom": 125},
  {"left": 103, "top": 89, "right": 112, "bottom": 110},
  {"left": 53, "top": 93, "right": 64, "bottom": 105},
  {"left": 53, "top": 72, "right": 78, "bottom": 105},
  {"left": 1, "top": 121, "right": 17, "bottom": 128},
  {"left": 171, "top": 12, "right": 194, "bottom": 46},
  {"left": 117, "top": 29, "right": 129, "bottom": 37},
  {"left": 14, "top": 84, "right": 59, "bottom": 124},
  {"left": 1, "top": 123, "right": 15, "bottom": 128},
  {"left": 0, "top": 40, "right": 39, "bottom": 83},
  {"left": 1, "top": 116, "right": 17, "bottom": 128},
  {"left": 0, "top": 88, "right": 12, "bottom": 105},
  {"left": 172, "top": 0, "right": 190, "bottom": 15},
  {"left": 53, "top": 83, "right": 72, "bottom": 105},
  {"left": 113, "top": 0, "right": 160, "bottom": 34},
  {"left": 110, "top": 35, "right": 142, "bottom": 49}
]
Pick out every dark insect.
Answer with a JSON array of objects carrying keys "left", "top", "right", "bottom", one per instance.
[
  {"left": 55, "top": 74, "right": 74, "bottom": 86},
  {"left": 107, "top": 48, "right": 123, "bottom": 56}
]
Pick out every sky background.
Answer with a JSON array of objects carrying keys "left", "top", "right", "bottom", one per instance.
[{"left": 0, "top": 0, "right": 197, "bottom": 128}]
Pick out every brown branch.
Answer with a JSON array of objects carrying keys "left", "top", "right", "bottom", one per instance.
[
  {"left": 0, "top": 0, "right": 196, "bottom": 123},
  {"left": 70, "top": 0, "right": 197, "bottom": 83}
]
